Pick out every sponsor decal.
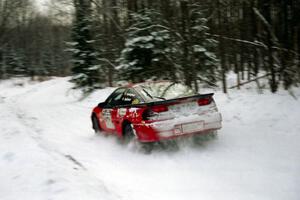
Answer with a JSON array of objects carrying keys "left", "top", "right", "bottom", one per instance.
[
  {"left": 123, "top": 97, "right": 132, "bottom": 102},
  {"left": 118, "top": 108, "right": 127, "bottom": 117},
  {"left": 102, "top": 109, "right": 115, "bottom": 129}
]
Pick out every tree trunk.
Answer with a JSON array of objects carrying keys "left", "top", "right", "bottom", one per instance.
[
  {"left": 264, "top": 0, "right": 277, "bottom": 92},
  {"left": 180, "top": 1, "right": 191, "bottom": 87},
  {"left": 217, "top": 0, "right": 227, "bottom": 93},
  {"left": 251, "top": 0, "right": 260, "bottom": 76}
]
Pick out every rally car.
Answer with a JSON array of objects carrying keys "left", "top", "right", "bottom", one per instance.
[{"left": 91, "top": 81, "right": 222, "bottom": 143}]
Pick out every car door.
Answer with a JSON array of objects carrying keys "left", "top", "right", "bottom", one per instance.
[
  {"left": 110, "top": 89, "right": 137, "bottom": 134},
  {"left": 100, "top": 88, "right": 126, "bottom": 132},
  {"left": 110, "top": 89, "right": 145, "bottom": 133}
]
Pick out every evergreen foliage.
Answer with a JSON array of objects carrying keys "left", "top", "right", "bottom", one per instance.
[
  {"left": 189, "top": 7, "right": 219, "bottom": 85},
  {"left": 4, "top": 47, "right": 26, "bottom": 77},
  {"left": 118, "top": 9, "right": 179, "bottom": 83},
  {"left": 69, "top": 0, "right": 104, "bottom": 91},
  {"left": 1, "top": 0, "right": 299, "bottom": 93}
]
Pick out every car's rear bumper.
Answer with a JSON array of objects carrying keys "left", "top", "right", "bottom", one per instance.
[{"left": 134, "top": 112, "right": 222, "bottom": 142}]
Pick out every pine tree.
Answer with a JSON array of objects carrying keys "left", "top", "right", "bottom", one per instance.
[
  {"left": 190, "top": 6, "right": 219, "bottom": 86},
  {"left": 4, "top": 47, "right": 26, "bottom": 77},
  {"left": 69, "top": 0, "right": 104, "bottom": 91},
  {"left": 179, "top": 1, "right": 219, "bottom": 90},
  {"left": 0, "top": 48, "right": 4, "bottom": 79},
  {"left": 41, "top": 49, "right": 53, "bottom": 76},
  {"left": 118, "top": 9, "right": 179, "bottom": 83}
]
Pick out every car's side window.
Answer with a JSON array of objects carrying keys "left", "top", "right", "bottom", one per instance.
[
  {"left": 106, "top": 88, "right": 126, "bottom": 107},
  {"left": 121, "top": 89, "right": 143, "bottom": 105}
]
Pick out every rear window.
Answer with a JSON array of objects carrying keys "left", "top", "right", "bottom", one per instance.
[{"left": 135, "top": 82, "right": 196, "bottom": 101}]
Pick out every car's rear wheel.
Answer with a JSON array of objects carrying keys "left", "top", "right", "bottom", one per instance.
[
  {"left": 123, "top": 123, "right": 154, "bottom": 153},
  {"left": 193, "top": 131, "right": 217, "bottom": 144},
  {"left": 92, "top": 114, "right": 101, "bottom": 133}
]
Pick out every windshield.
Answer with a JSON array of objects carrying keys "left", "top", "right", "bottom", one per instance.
[{"left": 135, "top": 82, "right": 196, "bottom": 101}]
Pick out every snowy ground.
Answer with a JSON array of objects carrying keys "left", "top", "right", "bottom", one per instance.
[{"left": 0, "top": 77, "right": 300, "bottom": 200}]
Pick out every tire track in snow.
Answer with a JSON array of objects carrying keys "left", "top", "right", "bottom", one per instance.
[
  {"left": 4, "top": 97, "right": 123, "bottom": 200},
  {"left": 0, "top": 101, "right": 76, "bottom": 199},
  {"left": 0, "top": 96, "right": 5, "bottom": 103}
]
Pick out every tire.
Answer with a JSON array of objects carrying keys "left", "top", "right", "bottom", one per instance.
[
  {"left": 123, "top": 123, "right": 135, "bottom": 143},
  {"left": 139, "top": 142, "right": 155, "bottom": 154},
  {"left": 193, "top": 131, "right": 217, "bottom": 144},
  {"left": 123, "top": 123, "right": 154, "bottom": 153},
  {"left": 92, "top": 115, "right": 101, "bottom": 133}
]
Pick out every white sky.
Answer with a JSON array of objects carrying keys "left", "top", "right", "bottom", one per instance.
[{"left": 34, "top": 0, "right": 50, "bottom": 12}]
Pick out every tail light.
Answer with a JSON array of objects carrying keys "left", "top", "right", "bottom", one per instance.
[
  {"left": 151, "top": 105, "right": 168, "bottom": 113},
  {"left": 142, "top": 105, "right": 169, "bottom": 121},
  {"left": 198, "top": 97, "right": 212, "bottom": 106}
]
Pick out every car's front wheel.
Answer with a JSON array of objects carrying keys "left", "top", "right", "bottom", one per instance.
[{"left": 92, "top": 114, "right": 101, "bottom": 133}]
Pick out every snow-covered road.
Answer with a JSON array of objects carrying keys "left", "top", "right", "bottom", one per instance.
[
  {"left": 0, "top": 83, "right": 118, "bottom": 200},
  {"left": 1, "top": 78, "right": 300, "bottom": 200}
]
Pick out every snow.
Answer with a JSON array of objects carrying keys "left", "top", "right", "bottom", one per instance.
[
  {"left": 1, "top": 77, "right": 300, "bottom": 200},
  {"left": 193, "top": 45, "right": 206, "bottom": 52},
  {"left": 125, "top": 36, "right": 154, "bottom": 47}
]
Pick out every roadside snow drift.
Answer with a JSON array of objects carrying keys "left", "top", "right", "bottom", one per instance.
[{"left": 0, "top": 77, "right": 300, "bottom": 200}]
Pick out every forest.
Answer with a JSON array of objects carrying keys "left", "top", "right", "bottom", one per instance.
[{"left": 0, "top": 0, "right": 299, "bottom": 93}]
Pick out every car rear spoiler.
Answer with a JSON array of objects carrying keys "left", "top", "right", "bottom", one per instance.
[{"left": 116, "top": 93, "right": 214, "bottom": 108}]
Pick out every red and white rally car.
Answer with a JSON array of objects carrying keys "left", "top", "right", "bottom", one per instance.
[{"left": 91, "top": 81, "right": 222, "bottom": 143}]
